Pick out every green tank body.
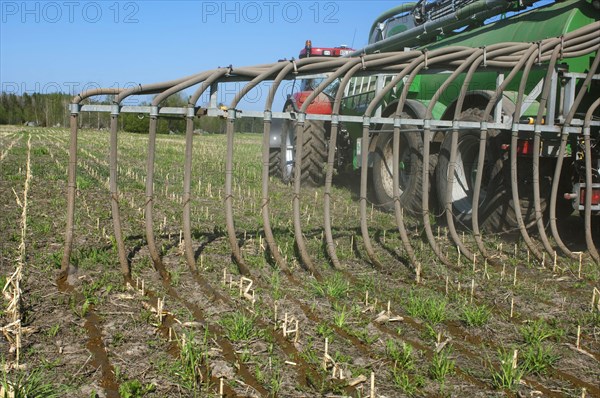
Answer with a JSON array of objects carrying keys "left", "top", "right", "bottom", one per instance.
[{"left": 342, "top": 0, "right": 598, "bottom": 133}]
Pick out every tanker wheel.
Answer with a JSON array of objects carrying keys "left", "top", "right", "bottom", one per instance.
[
  {"left": 372, "top": 124, "right": 424, "bottom": 214},
  {"left": 435, "top": 109, "right": 500, "bottom": 228},
  {"left": 279, "top": 105, "right": 328, "bottom": 186},
  {"left": 443, "top": 108, "right": 558, "bottom": 233},
  {"left": 482, "top": 156, "right": 565, "bottom": 233}
]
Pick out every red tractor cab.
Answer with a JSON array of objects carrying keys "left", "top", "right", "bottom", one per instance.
[
  {"left": 290, "top": 40, "right": 355, "bottom": 114},
  {"left": 269, "top": 40, "right": 355, "bottom": 185}
]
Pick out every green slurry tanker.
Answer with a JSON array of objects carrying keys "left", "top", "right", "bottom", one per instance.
[
  {"left": 270, "top": 0, "right": 600, "bottom": 233},
  {"left": 61, "top": 0, "right": 600, "bottom": 279}
]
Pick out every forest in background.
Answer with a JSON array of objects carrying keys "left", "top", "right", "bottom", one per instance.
[{"left": 0, "top": 92, "right": 265, "bottom": 134}]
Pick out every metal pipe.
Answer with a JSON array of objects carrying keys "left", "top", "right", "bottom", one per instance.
[
  {"left": 368, "top": 2, "right": 417, "bottom": 43},
  {"left": 352, "top": 0, "right": 532, "bottom": 56}
]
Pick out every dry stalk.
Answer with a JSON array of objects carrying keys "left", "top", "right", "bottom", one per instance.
[{"left": 2, "top": 134, "right": 32, "bottom": 368}]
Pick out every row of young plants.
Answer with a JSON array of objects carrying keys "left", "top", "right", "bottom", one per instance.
[{"left": 11, "top": 129, "right": 594, "bottom": 394}]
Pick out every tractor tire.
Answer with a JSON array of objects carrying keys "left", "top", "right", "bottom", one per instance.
[
  {"left": 269, "top": 148, "right": 281, "bottom": 179},
  {"left": 279, "top": 105, "right": 328, "bottom": 186},
  {"left": 297, "top": 120, "right": 328, "bottom": 186},
  {"left": 372, "top": 126, "right": 424, "bottom": 214}
]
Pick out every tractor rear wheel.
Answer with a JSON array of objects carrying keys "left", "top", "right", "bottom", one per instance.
[
  {"left": 372, "top": 123, "right": 424, "bottom": 214},
  {"left": 277, "top": 105, "right": 328, "bottom": 186}
]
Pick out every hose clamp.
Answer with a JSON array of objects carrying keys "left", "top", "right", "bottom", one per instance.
[
  {"left": 187, "top": 107, "right": 196, "bottom": 118},
  {"left": 69, "top": 103, "right": 80, "bottom": 115},
  {"left": 480, "top": 121, "right": 488, "bottom": 131},
  {"left": 481, "top": 46, "right": 487, "bottom": 68},
  {"left": 363, "top": 116, "right": 371, "bottom": 127},
  {"left": 452, "top": 120, "right": 460, "bottom": 130},
  {"left": 297, "top": 112, "right": 306, "bottom": 124},
  {"left": 111, "top": 104, "right": 120, "bottom": 116},
  {"left": 263, "top": 110, "right": 272, "bottom": 122},
  {"left": 559, "top": 35, "right": 564, "bottom": 60},
  {"left": 331, "top": 114, "right": 339, "bottom": 125},
  {"left": 583, "top": 126, "right": 590, "bottom": 137},
  {"left": 394, "top": 117, "right": 401, "bottom": 128},
  {"left": 150, "top": 106, "right": 159, "bottom": 117},
  {"left": 423, "top": 119, "right": 431, "bottom": 130}
]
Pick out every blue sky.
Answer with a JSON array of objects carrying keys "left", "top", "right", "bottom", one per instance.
[{"left": 1, "top": 1, "right": 402, "bottom": 108}]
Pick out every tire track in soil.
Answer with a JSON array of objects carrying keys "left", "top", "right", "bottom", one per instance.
[
  {"left": 336, "top": 258, "right": 599, "bottom": 396},
  {"left": 47, "top": 132, "right": 350, "bottom": 395},
  {"left": 57, "top": 277, "right": 120, "bottom": 398},
  {"left": 45, "top": 129, "right": 596, "bottom": 395},
  {"left": 377, "top": 227, "right": 595, "bottom": 316},
  {"left": 149, "top": 258, "right": 271, "bottom": 397},
  {"left": 375, "top": 233, "right": 600, "bottom": 376},
  {"left": 390, "top": 251, "right": 600, "bottom": 392},
  {"left": 281, "top": 270, "right": 493, "bottom": 393},
  {"left": 123, "top": 276, "right": 238, "bottom": 398},
  {"left": 186, "top": 266, "right": 354, "bottom": 396},
  {"left": 0, "top": 134, "right": 21, "bottom": 162}
]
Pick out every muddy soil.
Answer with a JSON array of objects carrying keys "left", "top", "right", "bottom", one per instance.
[{"left": 0, "top": 127, "right": 598, "bottom": 397}]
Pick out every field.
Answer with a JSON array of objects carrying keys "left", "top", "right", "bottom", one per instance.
[{"left": 0, "top": 126, "right": 599, "bottom": 397}]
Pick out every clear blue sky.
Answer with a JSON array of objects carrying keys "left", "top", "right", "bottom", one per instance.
[{"left": 1, "top": 1, "right": 402, "bottom": 108}]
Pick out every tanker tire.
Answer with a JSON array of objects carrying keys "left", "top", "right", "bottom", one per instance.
[
  {"left": 436, "top": 108, "right": 508, "bottom": 231},
  {"left": 372, "top": 128, "right": 424, "bottom": 214},
  {"left": 446, "top": 106, "right": 564, "bottom": 233},
  {"left": 482, "top": 157, "right": 559, "bottom": 233}
]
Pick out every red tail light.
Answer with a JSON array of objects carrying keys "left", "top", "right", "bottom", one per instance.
[
  {"left": 579, "top": 188, "right": 600, "bottom": 205},
  {"left": 517, "top": 140, "right": 531, "bottom": 155}
]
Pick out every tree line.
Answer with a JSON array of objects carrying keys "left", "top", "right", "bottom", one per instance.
[{"left": 0, "top": 92, "right": 264, "bottom": 134}]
